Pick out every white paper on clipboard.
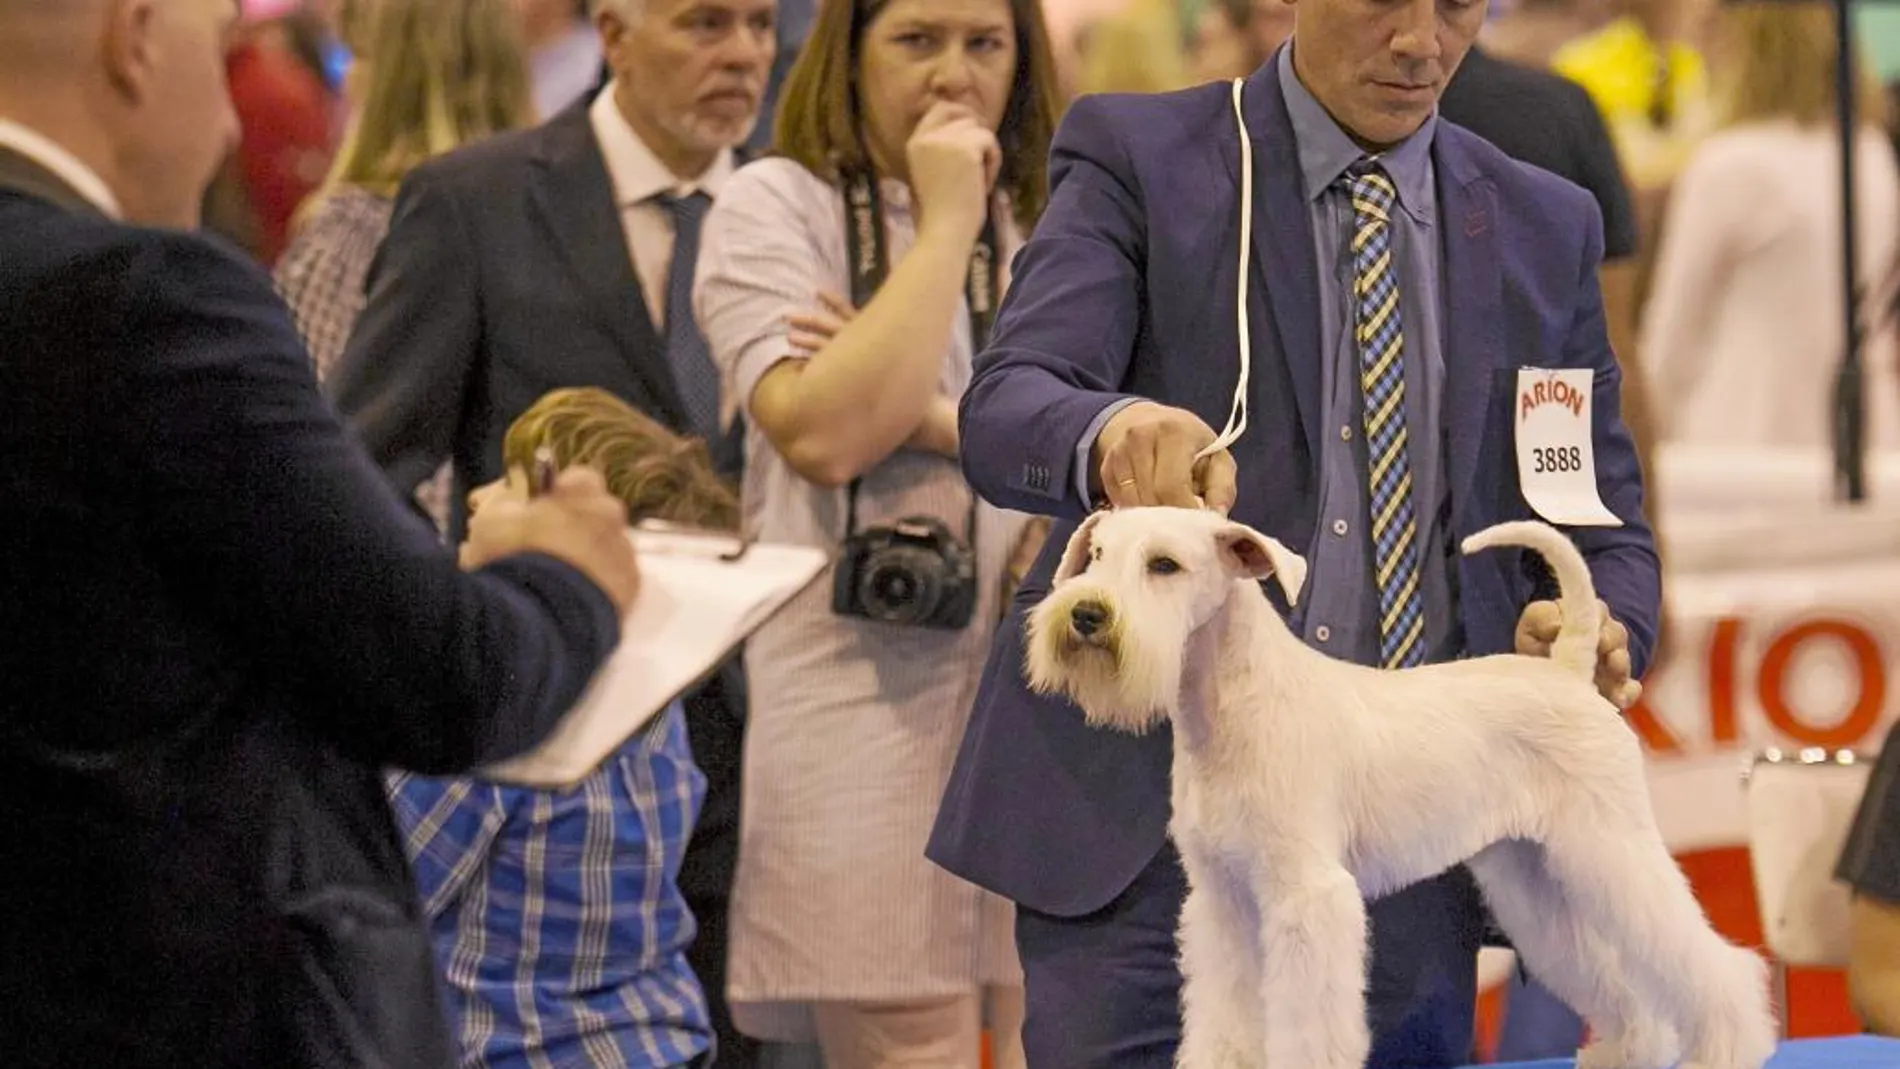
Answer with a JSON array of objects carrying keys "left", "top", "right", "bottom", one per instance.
[{"left": 481, "top": 524, "right": 828, "bottom": 788}]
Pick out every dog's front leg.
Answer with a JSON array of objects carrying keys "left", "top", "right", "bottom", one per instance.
[
  {"left": 1256, "top": 862, "right": 1370, "bottom": 1069},
  {"left": 1177, "top": 866, "right": 1263, "bottom": 1069}
]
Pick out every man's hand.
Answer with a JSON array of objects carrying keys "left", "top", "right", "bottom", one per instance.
[
  {"left": 461, "top": 466, "right": 641, "bottom": 615},
  {"left": 1092, "top": 401, "right": 1237, "bottom": 513},
  {"left": 1515, "top": 599, "right": 1639, "bottom": 709}
]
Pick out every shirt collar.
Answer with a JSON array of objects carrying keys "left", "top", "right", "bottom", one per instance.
[
  {"left": 0, "top": 118, "right": 123, "bottom": 219},
  {"left": 1275, "top": 43, "right": 1436, "bottom": 225},
  {"left": 588, "top": 81, "right": 734, "bottom": 206}
]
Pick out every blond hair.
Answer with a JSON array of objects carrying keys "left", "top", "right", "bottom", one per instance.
[
  {"left": 502, "top": 389, "right": 741, "bottom": 532},
  {"left": 1074, "top": 0, "right": 1193, "bottom": 98},
  {"left": 305, "top": 0, "right": 534, "bottom": 211},
  {"left": 1716, "top": 0, "right": 1888, "bottom": 129}
]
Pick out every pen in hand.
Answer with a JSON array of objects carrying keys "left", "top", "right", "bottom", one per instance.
[{"left": 531, "top": 446, "right": 558, "bottom": 497}]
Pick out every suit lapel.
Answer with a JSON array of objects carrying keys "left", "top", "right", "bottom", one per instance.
[
  {"left": 527, "top": 106, "right": 691, "bottom": 429},
  {"left": 1434, "top": 129, "right": 1504, "bottom": 534},
  {"left": 0, "top": 147, "right": 107, "bottom": 219},
  {"left": 1228, "top": 61, "right": 1323, "bottom": 462}
]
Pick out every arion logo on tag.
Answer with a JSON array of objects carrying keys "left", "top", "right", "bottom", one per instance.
[{"left": 1514, "top": 368, "right": 1620, "bottom": 528}]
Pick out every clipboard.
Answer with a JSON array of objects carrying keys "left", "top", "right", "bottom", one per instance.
[{"left": 480, "top": 521, "right": 829, "bottom": 788}]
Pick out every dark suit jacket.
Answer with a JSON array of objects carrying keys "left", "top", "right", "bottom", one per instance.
[
  {"left": 324, "top": 101, "right": 748, "bottom": 910},
  {"left": 328, "top": 102, "right": 705, "bottom": 538},
  {"left": 0, "top": 148, "right": 620, "bottom": 1068},
  {"left": 926, "top": 61, "right": 1662, "bottom": 918}
]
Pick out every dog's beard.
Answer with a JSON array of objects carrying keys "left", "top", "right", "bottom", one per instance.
[{"left": 1025, "top": 592, "right": 1177, "bottom": 734}]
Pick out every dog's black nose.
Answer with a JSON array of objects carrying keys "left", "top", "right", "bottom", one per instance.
[{"left": 1070, "top": 601, "right": 1111, "bottom": 637}]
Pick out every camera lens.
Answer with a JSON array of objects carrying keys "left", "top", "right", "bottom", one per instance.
[{"left": 858, "top": 549, "right": 943, "bottom": 626}]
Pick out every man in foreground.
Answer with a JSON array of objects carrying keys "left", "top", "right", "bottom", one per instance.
[
  {"left": 930, "top": 5, "right": 1660, "bottom": 1065},
  {"left": 0, "top": 1, "right": 639, "bottom": 1064}
]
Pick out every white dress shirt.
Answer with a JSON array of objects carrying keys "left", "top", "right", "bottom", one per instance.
[
  {"left": 0, "top": 118, "right": 122, "bottom": 219},
  {"left": 589, "top": 83, "right": 735, "bottom": 331}
]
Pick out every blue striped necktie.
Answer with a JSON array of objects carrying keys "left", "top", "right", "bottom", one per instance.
[
  {"left": 1339, "top": 161, "right": 1425, "bottom": 669},
  {"left": 656, "top": 190, "right": 741, "bottom": 477}
]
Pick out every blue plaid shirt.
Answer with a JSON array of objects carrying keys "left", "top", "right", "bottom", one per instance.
[{"left": 388, "top": 701, "right": 712, "bottom": 1069}]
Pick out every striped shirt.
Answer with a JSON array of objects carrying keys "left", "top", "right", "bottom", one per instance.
[{"left": 387, "top": 701, "right": 712, "bottom": 1069}]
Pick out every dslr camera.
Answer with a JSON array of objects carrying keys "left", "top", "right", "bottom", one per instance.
[{"left": 832, "top": 516, "right": 978, "bottom": 630}]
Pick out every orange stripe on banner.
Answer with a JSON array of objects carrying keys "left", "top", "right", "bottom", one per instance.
[
  {"left": 1758, "top": 620, "right": 1886, "bottom": 748},
  {"left": 1622, "top": 692, "right": 1683, "bottom": 753}
]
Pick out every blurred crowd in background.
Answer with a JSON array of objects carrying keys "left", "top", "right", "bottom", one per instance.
[{"left": 219, "top": 0, "right": 1900, "bottom": 469}]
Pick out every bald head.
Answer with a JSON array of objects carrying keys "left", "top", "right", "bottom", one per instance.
[
  {"left": 0, "top": 0, "right": 109, "bottom": 71},
  {"left": 0, "top": 0, "right": 240, "bottom": 228}
]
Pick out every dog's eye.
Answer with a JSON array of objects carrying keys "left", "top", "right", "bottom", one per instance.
[
  {"left": 1148, "top": 556, "right": 1182, "bottom": 576},
  {"left": 1090, "top": 547, "right": 1103, "bottom": 562}
]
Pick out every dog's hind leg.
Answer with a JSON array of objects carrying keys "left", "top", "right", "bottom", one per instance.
[
  {"left": 1467, "top": 839, "right": 1678, "bottom": 1069},
  {"left": 1177, "top": 867, "right": 1264, "bottom": 1069},
  {"left": 1539, "top": 816, "right": 1778, "bottom": 1069},
  {"left": 1255, "top": 861, "right": 1370, "bottom": 1069}
]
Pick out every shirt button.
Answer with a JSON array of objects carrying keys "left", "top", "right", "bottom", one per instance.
[
  {"left": 1332, "top": 519, "right": 1349, "bottom": 536},
  {"left": 1316, "top": 625, "right": 1332, "bottom": 642},
  {"left": 1340, "top": 425, "right": 1353, "bottom": 441}
]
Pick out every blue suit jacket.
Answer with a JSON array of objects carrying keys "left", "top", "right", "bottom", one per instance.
[{"left": 927, "top": 63, "right": 1661, "bottom": 918}]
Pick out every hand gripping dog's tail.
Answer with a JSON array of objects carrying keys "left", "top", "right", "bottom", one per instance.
[{"left": 1460, "top": 520, "right": 1600, "bottom": 684}]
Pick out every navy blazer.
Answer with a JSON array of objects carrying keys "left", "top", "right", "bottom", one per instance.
[
  {"left": 927, "top": 62, "right": 1661, "bottom": 918},
  {"left": 0, "top": 151, "right": 619, "bottom": 1067}
]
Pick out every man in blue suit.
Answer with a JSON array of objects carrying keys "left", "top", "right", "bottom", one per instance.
[{"left": 927, "top": 0, "right": 1661, "bottom": 1065}]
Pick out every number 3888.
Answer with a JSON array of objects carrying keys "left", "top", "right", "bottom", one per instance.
[{"left": 1531, "top": 446, "right": 1583, "bottom": 474}]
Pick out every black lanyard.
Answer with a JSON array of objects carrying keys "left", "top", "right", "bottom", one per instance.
[
  {"left": 838, "top": 169, "right": 997, "bottom": 542},
  {"left": 842, "top": 170, "right": 1000, "bottom": 352}
]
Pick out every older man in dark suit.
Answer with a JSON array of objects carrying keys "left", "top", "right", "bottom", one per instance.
[
  {"left": 0, "top": 1, "right": 641, "bottom": 1066},
  {"left": 927, "top": 5, "right": 1661, "bottom": 1066},
  {"left": 327, "top": 2, "right": 776, "bottom": 1063}
]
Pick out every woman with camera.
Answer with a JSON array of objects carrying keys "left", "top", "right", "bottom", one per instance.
[{"left": 691, "top": 1, "right": 1061, "bottom": 1065}]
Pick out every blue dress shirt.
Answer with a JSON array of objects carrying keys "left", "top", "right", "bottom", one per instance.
[{"left": 1074, "top": 44, "right": 1463, "bottom": 667}]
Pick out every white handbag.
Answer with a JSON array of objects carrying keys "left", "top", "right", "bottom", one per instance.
[{"left": 1743, "top": 748, "right": 1873, "bottom": 968}]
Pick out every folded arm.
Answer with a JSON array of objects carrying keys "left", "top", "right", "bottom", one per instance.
[
  {"left": 696, "top": 169, "right": 969, "bottom": 488},
  {"left": 118, "top": 235, "right": 618, "bottom": 775}
]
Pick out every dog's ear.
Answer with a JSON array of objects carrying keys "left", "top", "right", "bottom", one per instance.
[
  {"left": 1215, "top": 524, "right": 1308, "bottom": 606},
  {"left": 1052, "top": 511, "right": 1107, "bottom": 584}
]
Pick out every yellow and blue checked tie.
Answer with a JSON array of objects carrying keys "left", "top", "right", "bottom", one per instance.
[{"left": 1341, "top": 162, "right": 1426, "bottom": 669}]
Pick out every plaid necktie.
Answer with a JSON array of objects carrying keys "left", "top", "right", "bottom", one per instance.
[
  {"left": 1340, "top": 161, "right": 1425, "bottom": 669},
  {"left": 656, "top": 191, "right": 720, "bottom": 443}
]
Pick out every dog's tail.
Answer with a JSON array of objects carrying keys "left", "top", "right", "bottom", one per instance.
[{"left": 1460, "top": 520, "right": 1599, "bottom": 682}]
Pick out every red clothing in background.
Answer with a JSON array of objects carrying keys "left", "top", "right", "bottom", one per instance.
[{"left": 225, "top": 35, "right": 335, "bottom": 265}]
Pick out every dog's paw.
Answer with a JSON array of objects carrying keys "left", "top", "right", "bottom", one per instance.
[{"left": 1575, "top": 1029, "right": 1677, "bottom": 1069}]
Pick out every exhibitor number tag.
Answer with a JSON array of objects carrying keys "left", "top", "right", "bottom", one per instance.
[{"left": 1514, "top": 368, "right": 1621, "bottom": 527}]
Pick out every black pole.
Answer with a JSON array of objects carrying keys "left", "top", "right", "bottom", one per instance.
[{"left": 1833, "top": 0, "right": 1865, "bottom": 502}]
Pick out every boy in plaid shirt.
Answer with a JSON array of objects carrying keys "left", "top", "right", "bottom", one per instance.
[{"left": 391, "top": 388, "right": 742, "bottom": 1069}]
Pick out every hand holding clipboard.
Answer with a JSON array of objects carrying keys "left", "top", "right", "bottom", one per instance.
[
  {"left": 480, "top": 518, "right": 828, "bottom": 788},
  {"left": 459, "top": 448, "right": 645, "bottom": 615}
]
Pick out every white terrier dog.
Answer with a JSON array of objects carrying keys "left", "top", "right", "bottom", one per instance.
[{"left": 1024, "top": 507, "right": 1776, "bottom": 1069}]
